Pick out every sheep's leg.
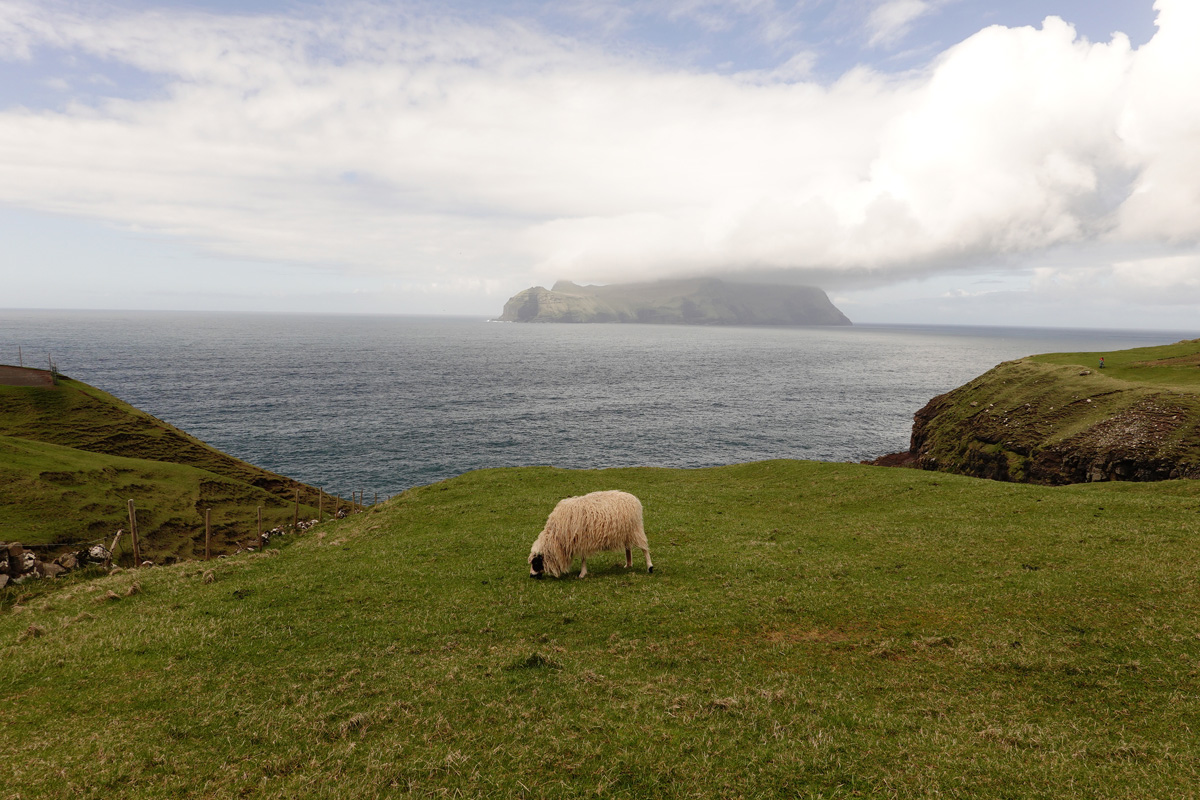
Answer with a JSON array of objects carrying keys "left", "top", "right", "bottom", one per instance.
[
  {"left": 624, "top": 547, "right": 632, "bottom": 568},
  {"left": 579, "top": 557, "right": 588, "bottom": 579},
  {"left": 643, "top": 547, "right": 654, "bottom": 573}
]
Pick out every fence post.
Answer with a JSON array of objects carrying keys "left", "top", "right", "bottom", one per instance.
[
  {"left": 205, "top": 508, "right": 212, "bottom": 560},
  {"left": 127, "top": 500, "right": 141, "bottom": 566},
  {"left": 293, "top": 488, "right": 299, "bottom": 530},
  {"left": 318, "top": 492, "right": 323, "bottom": 523},
  {"left": 334, "top": 494, "right": 340, "bottom": 518}
]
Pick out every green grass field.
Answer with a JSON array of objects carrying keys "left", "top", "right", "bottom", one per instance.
[
  {"left": 4, "top": 460, "right": 1199, "bottom": 798},
  {"left": 1031, "top": 338, "right": 1200, "bottom": 389}
]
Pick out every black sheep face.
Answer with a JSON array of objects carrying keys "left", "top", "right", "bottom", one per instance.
[{"left": 529, "top": 553, "right": 544, "bottom": 578}]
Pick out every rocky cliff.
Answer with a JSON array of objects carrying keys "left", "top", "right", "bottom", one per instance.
[
  {"left": 897, "top": 339, "right": 1200, "bottom": 485},
  {"left": 497, "top": 278, "right": 851, "bottom": 325}
]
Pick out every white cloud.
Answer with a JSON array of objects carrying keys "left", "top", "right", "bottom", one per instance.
[
  {"left": 1115, "top": 0, "right": 1200, "bottom": 244},
  {"left": 857, "top": 16, "right": 1134, "bottom": 263},
  {"left": 1025, "top": 251, "right": 1200, "bottom": 310},
  {"left": 866, "top": 0, "right": 933, "bottom": 49},
  {"left": 1110, "top": 255, "right": 1200, "bottom": 303},
  {"left": 0, "top": 0, "right": 1197, "bottom": 309}
]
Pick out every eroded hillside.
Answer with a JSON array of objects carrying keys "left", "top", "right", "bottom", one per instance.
[{"left": 906, "top": 339, "right": 1200, "bottom": 484}]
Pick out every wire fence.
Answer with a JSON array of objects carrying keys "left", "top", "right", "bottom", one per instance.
[
  {"left": 4, "top": 489, "right": 387, "bottom": 581},
  {"left": 0, "top": 348, "right": 58, "bottom": 383}
]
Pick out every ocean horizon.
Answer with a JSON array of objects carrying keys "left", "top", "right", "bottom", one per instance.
[{"left": 2, "top": 309, "right": 1195, "bottom": 499}]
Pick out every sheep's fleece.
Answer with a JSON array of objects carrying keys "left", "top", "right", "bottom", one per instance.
[{"left": 528, "top": 490, "right": 653, "bottom": 578}]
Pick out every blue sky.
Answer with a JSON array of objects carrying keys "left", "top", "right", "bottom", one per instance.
[{"left": 2, "top": 0, "right": 1197, "bottom": 328}]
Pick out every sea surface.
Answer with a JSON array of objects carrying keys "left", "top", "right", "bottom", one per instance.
[{"left": 1, "top": 310, "right": 1194, "bottom": 498}]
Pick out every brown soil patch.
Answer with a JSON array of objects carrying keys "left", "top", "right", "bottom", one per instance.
[
  {"left": 864, "top": 451, "right": 917, "bottom": 468},
  {"left": 0, "top": 365, "right": 54, "bottom": 387},
  {"left": 1135, "top": 354, "right": 1200, "bottom": 368},
  {"left": 764, "top": 625, "right": 856, "bottom": 645}
]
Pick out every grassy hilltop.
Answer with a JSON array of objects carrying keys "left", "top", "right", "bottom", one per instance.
[
  {"left": 0, "top": 373, "right": 340, "bottom": 561},
  {"left": 910, "top": 339, "right": 1200, "bottom": 484},
  {"left": 4, "top": 460, "right": 1200, "bottom": 798}
]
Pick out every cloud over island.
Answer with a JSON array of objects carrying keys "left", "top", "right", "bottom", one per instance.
[{"left": 0, "top": 0, "right": 1197, "bottom": 322}]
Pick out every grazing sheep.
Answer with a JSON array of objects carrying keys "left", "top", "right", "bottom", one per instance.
[{"left": 528, "top": 490, "right": 653, "bottom": 579}]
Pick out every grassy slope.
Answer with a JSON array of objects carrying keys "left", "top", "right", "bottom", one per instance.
[
  {"left": 913, "top": 339, "right": 1200, "bottom": 483},
  {"left": 3, "top": 460, "right": 1199, "bottom": 798},
  {"left": 0, "top": 377, "right": 335, "bottom": 558},
  {"left": 1029, "top": 338, "right": 1200, "bottom": 389},
  {"left": 0, "top": 376, "right": 306, "bottom": 491},
  {"left": 0, "top": 435, "right": 309, "bottom": 562}
]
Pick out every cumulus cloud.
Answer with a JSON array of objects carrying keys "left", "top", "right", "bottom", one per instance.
[
  {"left": 1115, "top": 0, "right": 1200, "bottom": 243},
  {"left": 0, "top": 0, "right": 1197, "bottom": 306}
]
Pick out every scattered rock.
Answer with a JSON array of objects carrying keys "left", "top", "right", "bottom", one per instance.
[
  {"left": 0, "top": 538, "right": 127, "bottom": 589},
  {"left": 1, "top": 514, "right": 318, "bottom": 590}
]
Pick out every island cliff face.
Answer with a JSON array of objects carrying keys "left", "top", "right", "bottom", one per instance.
[
  {"left": 497, "top": 278, "right": 851, "bottom": 326},
  {"left": 894, "top": 341, "right": 1200, "bottom": 485}
]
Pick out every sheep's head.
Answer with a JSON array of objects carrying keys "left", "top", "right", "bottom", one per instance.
[{"left": 529, "top": 530, "right": 547, "bottom": 578}]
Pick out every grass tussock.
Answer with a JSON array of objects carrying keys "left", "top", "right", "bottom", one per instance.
[{"left": 2, "top": 459, "right": 1200, "bottom": 798}]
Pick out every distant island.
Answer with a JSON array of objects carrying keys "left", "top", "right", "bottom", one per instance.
[{"left": 497, "top": 278, "right": 851, "bottom": 326}]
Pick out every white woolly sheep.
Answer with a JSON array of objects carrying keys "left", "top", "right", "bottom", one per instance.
[{"left": 527, "top": 490, "right": 653, "bottom": 579}]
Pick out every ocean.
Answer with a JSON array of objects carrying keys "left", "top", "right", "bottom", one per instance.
[{"left": 1, "top": 310, "right": 1194, "bottom": 498}]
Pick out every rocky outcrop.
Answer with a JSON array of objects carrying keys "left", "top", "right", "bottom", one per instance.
[
  {"left": 0, "top": 515, "right": 350, "bottom": 588},
  {"left": 497, "top": 278, "right": 851, "bottom": 326},
  {"left": 900, "top": 353, "right": 1200, "bottom": 485},
  {"left": 2, "top": 541, "right": 112, "bottom": 586}
]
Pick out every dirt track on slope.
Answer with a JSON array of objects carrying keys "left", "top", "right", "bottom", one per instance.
[{"left": 0, "top": 365, "right": 54, "bottom": 387}]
